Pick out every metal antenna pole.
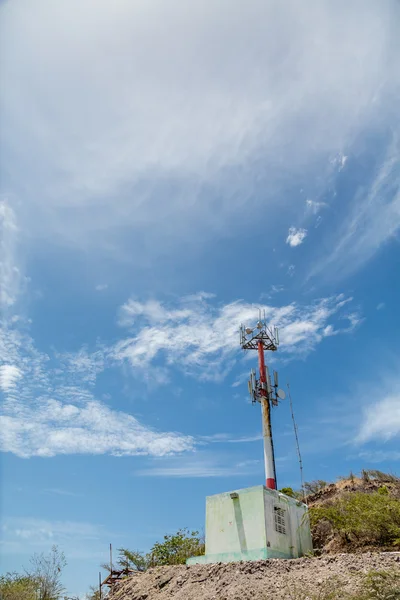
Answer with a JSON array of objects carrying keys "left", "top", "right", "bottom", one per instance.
[
  {"left": 287, "top": 383, "right": 306, "bottom": 504},
  {"left": 110, "top": 544, "right": 113, "bottom": 590},
  {"left": 241, "top": 319, "right": 281, "bottom": 490},
  {"left": 99, "top": 571, "right": 102, "bottom": 600},
  {"left": 258, "top": 341, "right": 277, "bottom": 490}
]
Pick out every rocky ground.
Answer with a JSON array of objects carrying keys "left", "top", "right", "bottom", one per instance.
[{"left": 108, "top": 552, "right": 400, "bottom": 600}]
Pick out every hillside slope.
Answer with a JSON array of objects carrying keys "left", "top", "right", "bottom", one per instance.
[
  {"left": 108, "top": 553, "right": 400, "bottom": 600},
  {"left": 306, "top": 472, "right": 400, "bottom": 553}
]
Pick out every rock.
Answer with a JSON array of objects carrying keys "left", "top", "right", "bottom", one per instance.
[{"left": 157, "top": 575, "right": 173, "bottom": 589}]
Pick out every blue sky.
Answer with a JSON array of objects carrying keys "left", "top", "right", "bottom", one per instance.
[{"left": 1, "top": 0, "right": 400, "bottom": 596}]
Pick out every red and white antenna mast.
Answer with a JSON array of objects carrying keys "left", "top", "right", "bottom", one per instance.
[{"left": 240, "top": 313, "right": 285, "bottom": 490}]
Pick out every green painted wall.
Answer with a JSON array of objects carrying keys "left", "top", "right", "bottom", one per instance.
[
  {"left": 206, "top": 486, "right": 266, "bottom": 556},
  {"left": 187, "top": 485, "right": 313, "bottom": 565}
]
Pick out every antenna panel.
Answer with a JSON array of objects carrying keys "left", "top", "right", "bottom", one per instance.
[{"left": 265, "top": 365, "right": 272, "bottom": 395}]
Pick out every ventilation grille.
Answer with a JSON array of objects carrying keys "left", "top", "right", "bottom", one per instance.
[{"left": 274, "top": 506, "right": 286, "bottom": 534}]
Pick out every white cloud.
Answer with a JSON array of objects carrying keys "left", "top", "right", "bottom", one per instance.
[
  {"left": 376, "top": 302, "right": 385, "bottom": 311},
  {"left": 0, "top": 203, "right": 194, "bottom": 459},
  {"left": 286, "top": 227, "right": 307, "bottom": 247},
  {"left": 135, "top": 453, "right": 262, "bottom": 478},
  {"left": 44, "top": 488, "right": 82, "bottom": 497},
  {"left": 0, "top": 201, "right": 360, "bottom": 461},
  {"left": 1, "top": 0, "right": 399, "bottom": 263},
  {"left": 1, "top": 397, "right": 193, "bottom": 458},
  {"left": 1, "top": 516, "right": 107, "bottom": 558},
  {"left": 330, "top": 151, "right": 348, "bottom": 171},
  {"left": 0, "top": 364, "right": 22, "bottom": 391},
  {"left": 356, "top": 450, "right": 400, "bottom": 463},
  {"left": 114, "top": 293, "right": 361, "bottom": 379},
  {"left": 306, "top": 199, "right": 328, "bottom": 214},
  {"left": 95, "top": 283, "right": 108, "bottom": 291},
  {"left": 0, "top": 200, "right": 21, "bottom": 311},
  {"left": 357, "top": 394, "right": 400, "bottom": 443}
]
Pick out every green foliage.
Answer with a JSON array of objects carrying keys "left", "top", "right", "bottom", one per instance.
[
  {"left": 101, "top": 529, "right": 205, "bottom": 576},
  {"left": 304, "top": 480, "right": 328, "bottom": 495},
  {"left": 280, "top": 487, "right": 296, "bottom": 497},
  {"left": 0, "top": 547, "right": 67, "bottom": 600},
  {"left": 309, "top": 491, "right": 400, "bottom": 547},
  {"left": 117, "top": 548, "right": 149, "bottom": 572},
  {"left": 149, "top": 528, "right": 205, "bottom": 566},
  {"left": 0, "top": 572, "right": 39, "bottom": 600}
]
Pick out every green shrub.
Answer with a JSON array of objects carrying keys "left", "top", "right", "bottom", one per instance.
[
  {"left": 0, "top": 573, "right": 39, "bottom": 600},
  {"left": 149, "top": 528, "right": 205, "bottom": 566},
  {"left": 305, "top": 480, "right": 328, "bottom": 495},
  {"left": 309, "top": 491, "right": 400, "bottom": 547},
  {"left": 117, "top": 548, "right": 149, "bottom": 572},
  {"left": 280, "top": 487, "right": 296, "bottom": 498}
]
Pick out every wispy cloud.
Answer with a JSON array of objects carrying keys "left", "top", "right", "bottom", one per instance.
[
  {"left": 134, "top": 453, "right": 262, "bottom": 478},
  {"left": 0, "top": 203, "right": 194, "bottom": 459},
  {"left": 95, "top": 283, "right": 108, "bottom": 291},
  {"left": 1, "top": 0, "right": 399, "bottom": 267},
  {"left": 1, "top": 516, "right": 107, "bottom": 558},
  {"left": 1, "top": 390, "right": 194, "bottom": 459},
  {"left": 0, "top": 200, "right": 21, "bottom": 311},
  {"left": 114, "top": 293, "right": 362, "bottom": 380},
  {"left": 376, "top": 302, "right": 385, "bottom": 311},
  {"left": 286, "top": 227, "right": 307, "bottom": 247},
  {"left": 306, "top": 199, "right": 328, "bottom": 215},
  {"left": 0, "top": 364, "right": 22, "bottom": 392},
  {"left": 0, "top": 202, "right": 362, "bottom": 459},
  {"left": 330, "top": 152, "right": 348, "bottom": 171},
  {"left": 355, "top": 450, "right": 400, "bottom": 464},
  {"left": 43, "top": 488, "right": 82, "bottom": 497},
  {"left": 357, "top": 394, "right": 400, "bottom": 443},
  {"left": 310, "top": 137, "right": 400, "bottom": 280}
]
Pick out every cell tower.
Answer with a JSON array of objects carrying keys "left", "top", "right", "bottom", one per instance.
[{"left": 240, "top": 311, "right": 285, "bottom": 490}]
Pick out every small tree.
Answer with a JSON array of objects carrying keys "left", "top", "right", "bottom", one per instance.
[
  {"left": 149, "top": 528, "right": 204, "bottom": 566},
  {"left": 117, "top": 548, "right": 149, "bottom": 572},
  {"left": 280, "top": 487, "right": 294, "bottom": 497},
  {"left": 304, "top": 480, "right": 328, "bottom": 495},
  {"left": 0, "top": 572, "right": 39, "bottom": 600},
  {"left": 28, "top": 545, "right": 67, "bottom": 600}
]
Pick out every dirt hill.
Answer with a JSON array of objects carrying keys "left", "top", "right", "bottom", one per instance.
[
  {"left": 106, "top": 472, "right": 400, "bottom": 600},
  {"left": 306, "top": 473, "right": 400, "bottom": 506},
  {"left": 306, "top": 472, "right": 400, "bottom": 553},
  {"left": 108, "top": 553, "right": 400, "bottom": 600}
]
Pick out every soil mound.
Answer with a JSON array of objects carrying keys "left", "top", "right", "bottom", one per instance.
[{"left": 108, "top": 552, "right": 400, "bottom": 600}]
